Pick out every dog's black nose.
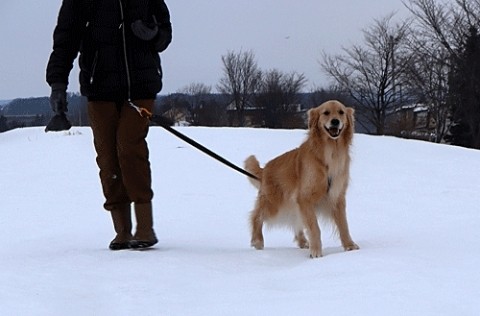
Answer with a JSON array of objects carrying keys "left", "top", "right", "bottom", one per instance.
[{"left": 331, "top": 119, "right": 340, "bottom": 127}]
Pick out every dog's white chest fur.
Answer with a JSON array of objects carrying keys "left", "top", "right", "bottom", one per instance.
[{"left": 324, "top": 145, "right": 349, "bottom": 200}]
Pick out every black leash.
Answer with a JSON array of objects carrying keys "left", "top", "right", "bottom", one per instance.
[{"left": 150, "top": 115, "right": 259, "bottom": 180}]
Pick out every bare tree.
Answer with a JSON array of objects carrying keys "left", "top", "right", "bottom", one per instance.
[
  {"left": 256, "top": 69, "right": 307, "bottom": 128},
  {"left": 181, "top": 82, "right": 212, "bottom": 97},
  {"left": 195, "top": 98, "right": 228, "bottom": 127},
  {"left": 321, "top": 14, "right": 411, "bottom": 134},
  {"left": 179, "top": 82, "right": 212, "bottom": 125},
  {"left": 404, "top": 0, "right": 480, "bottom": 147},
  {"left": 402, "top": 28, "right": 450, "bottom": 142},
  {"left": 403, "top": 0, "right": 467, "bottom": 59},
  {"left": 309, "top": 85, "right": 351, "bottom": 109},
  {"left": 218, "top": 50, "right": 261, "bottom": 127}
]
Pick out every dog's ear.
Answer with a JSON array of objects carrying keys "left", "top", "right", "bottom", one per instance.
[
  {"left": 308, "top": 108, "right": 320, "bottom": 130},
  {"left": 346, "top": 107, "right": 355, "bottom": 131},
  {"left": 346, "top": 107, "right": 355, "bottom": 121}
]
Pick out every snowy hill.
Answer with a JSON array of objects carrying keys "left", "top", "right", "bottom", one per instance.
[{"left": 1, "top": 127, "right": 479, "bottom": 316}]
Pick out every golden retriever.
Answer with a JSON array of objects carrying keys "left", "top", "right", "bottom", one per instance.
[{"left": 244, "top": 100, "right": 359, "bottom": 258}]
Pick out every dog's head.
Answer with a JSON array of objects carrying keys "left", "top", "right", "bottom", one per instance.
[{"left": 308, "top": 100, "right": 355, "bottom": 141}]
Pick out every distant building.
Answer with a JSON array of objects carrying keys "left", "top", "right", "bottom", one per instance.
[
  {"left": 163, "top": 107, "right": 190, "bottom": 124},
  {"left": 226, "top": 102, "right": 306, "bottom": 128},
  {"left": 387, "top": 103, "right": 436, "bottom": 141}
]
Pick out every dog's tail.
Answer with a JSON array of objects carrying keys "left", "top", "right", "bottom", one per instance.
[{"left": 244, "top": 155, "right": 262, "bottom": 189}]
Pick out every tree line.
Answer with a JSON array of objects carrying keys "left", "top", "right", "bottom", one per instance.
[
  {"left": 1, "top": 65, "right": 351, "bottom": 131},
  {"left": 2, "top": 0, "right": 479, "bottom": 150}
]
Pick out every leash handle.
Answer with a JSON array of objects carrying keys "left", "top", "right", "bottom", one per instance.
[{"left": 129, "top": 101, "right": 153, "bottom": 118}]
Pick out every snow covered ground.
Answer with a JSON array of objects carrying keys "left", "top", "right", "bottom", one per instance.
[{"left": 1, "top": 126, "right": 479, "bottom": 315}]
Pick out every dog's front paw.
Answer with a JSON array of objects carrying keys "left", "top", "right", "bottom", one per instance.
[
  {"left": 344, "top": 242, "right": 359, "bottom": 251},
  {"left": 309, "top": 248, "right": 323, "bottom": 259},
  {"left": 251, "top": 239, "right": 264, "bottom": 250}
]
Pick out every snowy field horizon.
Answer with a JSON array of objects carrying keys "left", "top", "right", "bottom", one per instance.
[{"left": 1, "top": 126, "right": 479, "bottom": 315}]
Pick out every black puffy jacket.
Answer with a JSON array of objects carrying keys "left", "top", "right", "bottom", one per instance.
[{"left": 46, "top": 0, "right": 172, "bottom": 101}]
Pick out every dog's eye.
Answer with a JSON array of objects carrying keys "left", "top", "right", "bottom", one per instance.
[
  {"left": 339, "top": 110, "right": 345, "bottom": 115},
  {"left": 323, "top": 111, "right": 330, "bottom": 116}
]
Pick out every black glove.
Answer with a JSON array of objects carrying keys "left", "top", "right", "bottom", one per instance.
[
  {"left": 154, "top": 29, "right": 171, "bottom": 52},
  {"left": 131, "top": 18, "right": 158, "bottom": 41},
  {"left": 49, "top": 83, "right": 68, "bottom": 114}
]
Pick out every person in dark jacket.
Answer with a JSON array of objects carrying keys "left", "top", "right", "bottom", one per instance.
[{"left": 46, "top": 0, "right": 172, "bottom": 250}]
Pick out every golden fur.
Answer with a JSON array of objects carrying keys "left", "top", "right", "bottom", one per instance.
[{"left": 244, "top": 100, "right": 359, "bottom": 258}]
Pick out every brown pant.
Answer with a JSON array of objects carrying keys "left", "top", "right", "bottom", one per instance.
[{"left": 88, "top": 100, "right": 154, "bottom": 210}]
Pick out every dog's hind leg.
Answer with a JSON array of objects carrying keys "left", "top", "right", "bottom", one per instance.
[
  {"left": 250, "top": 200, "right": 265, "bottom": 250},
  {"left": 294, "top": 229, "right": 309, "bottom": 249}
]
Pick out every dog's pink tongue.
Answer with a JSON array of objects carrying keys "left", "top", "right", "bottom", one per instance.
[{"left": 329, "top": 127, "right": 340, "bottom": 137}]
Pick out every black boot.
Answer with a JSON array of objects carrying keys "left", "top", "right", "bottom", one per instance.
[
  {"left": 130, "top": 202, "right": 158, "bottom": 249},
  {"left": 109, "top": 204, "right": 133, "bottom": 250}
]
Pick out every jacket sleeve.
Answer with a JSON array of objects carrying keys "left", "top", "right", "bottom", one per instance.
[
  {"left": 152, "top": 0, "right": 172, "bottom": 52},
  {"left": 46, "top": 0, "right": 86, "bottom": 87}
]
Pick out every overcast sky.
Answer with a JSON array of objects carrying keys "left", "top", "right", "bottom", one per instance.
[{"left": 0, "top": 0, "right": 410, "bottom": 100}]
